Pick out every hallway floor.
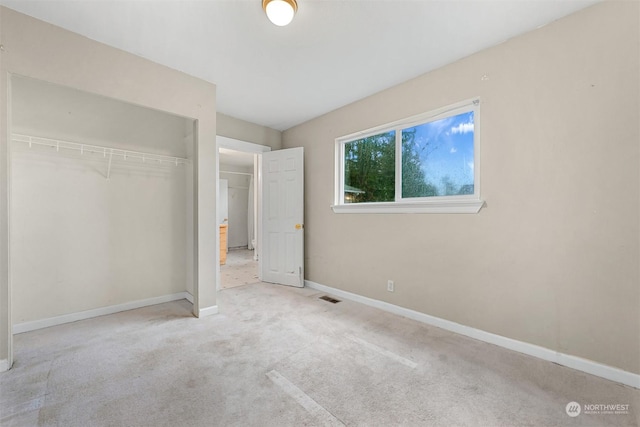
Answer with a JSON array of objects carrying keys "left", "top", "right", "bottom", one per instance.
[
  {"left": 221, "top": 248, "right": 259, "bottom": 289},
  {"left": 1, "top": 283, "right": 638, "bottom": 426}
]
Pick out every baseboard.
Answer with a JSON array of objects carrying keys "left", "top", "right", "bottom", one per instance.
[
  {"left": 12, "top": 292, "right": 191, "bottom": 334},
  {"left": 198, "top": 305, "right": 219, "bottom": 317},
  {"left": 305, "top": 280, "right": 640, "bottom": 389},
  {"left": 0, "top": 358, "right": 10, "bottom": 372},
  {"left": 183, "top": 292, "right": 218, "bottom": 317}
]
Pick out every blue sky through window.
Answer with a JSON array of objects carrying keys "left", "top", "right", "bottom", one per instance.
[{"left": 402, "top": 111, "right": 474, "bottom": 197}]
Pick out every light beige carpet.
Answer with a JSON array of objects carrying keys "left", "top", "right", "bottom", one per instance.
[{"left": 1, "top": 282, "right": 638, "bottom": 426}]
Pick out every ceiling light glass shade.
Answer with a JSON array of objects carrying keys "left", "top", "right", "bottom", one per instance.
[{"left": 263, "top": 0, "right": 297, "bottom": 26}]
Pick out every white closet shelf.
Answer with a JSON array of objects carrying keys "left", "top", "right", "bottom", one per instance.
[{"left": 11, "top": 133, "right": 189, "bottom": 180}]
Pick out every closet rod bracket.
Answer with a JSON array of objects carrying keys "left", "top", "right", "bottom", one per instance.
[{"left": 106, "top": 149, "right": 114, "bottom": 180}]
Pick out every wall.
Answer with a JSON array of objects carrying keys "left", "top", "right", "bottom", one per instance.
[
  {"left": 11, "top": 144, "right": 188, "bottom": 323},
  {"left": 217, "top": 112, "right": 281, "bottom": 150},
  {"left": 10, "top": 76, "right": 190, "bottom": 156},
  {"left": 220, "top": 165, "right": 253, "bottom": 249},
  {"left": 0, "top": 6, "right": 218, "bottom": 369},
  {"left": 282, "top": 1, "right": 639, "bottom": 375}
]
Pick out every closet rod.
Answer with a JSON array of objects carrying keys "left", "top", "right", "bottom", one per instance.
[{"left": 12, "top": 133, "right": 190, "bottom": 166}]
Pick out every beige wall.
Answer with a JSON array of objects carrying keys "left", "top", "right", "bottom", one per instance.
[
  {"left": 11, "top": 144, "right": 189, "bottom": 323},
  {"left": 217, "top": 112, "right": 281, "bottom": 150},
  {"left": 0, "top": 7, "right": 218, "bottom": 368},
  {"left": 283, "top": 1, "right": 639, "bottom": 374}
]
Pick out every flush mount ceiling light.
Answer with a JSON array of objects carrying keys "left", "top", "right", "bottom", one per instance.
[{"left": 262, "top": 0, "right": 298, "bottom": 26}]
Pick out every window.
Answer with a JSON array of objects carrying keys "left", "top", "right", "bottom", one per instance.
[
  {"left": 333, "top": 99, "right": 484, "bottom": 214},
  {"left": 343, "top": 130, "right": 396, "bottom": 204}
]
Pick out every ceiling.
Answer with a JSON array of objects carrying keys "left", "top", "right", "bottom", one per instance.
[{"left": 2, "top": 0, "right": 600, "bottom": 131}]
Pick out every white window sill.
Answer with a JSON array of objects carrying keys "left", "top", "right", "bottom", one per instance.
[{"left": 331, "top": 199, "right": 485, "bottom": 214}]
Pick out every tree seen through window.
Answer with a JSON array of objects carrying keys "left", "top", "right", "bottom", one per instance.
[{"left": 343, "top": 111, "right": 475, "bottom": 203}]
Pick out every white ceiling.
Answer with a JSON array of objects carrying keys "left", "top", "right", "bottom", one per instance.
[{"left": 2, "top": 0, "right": 600, "bottom": 131}]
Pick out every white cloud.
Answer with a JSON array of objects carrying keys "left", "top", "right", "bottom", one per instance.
[
  {"left": 467, "top": 161, "right": 474, "bottom": 172},
  {"left": 450, "top": 147, "right": 457, "bottom": 154},
  {"left": 451, "top": 121, "right": 474, "bottom": 134}
]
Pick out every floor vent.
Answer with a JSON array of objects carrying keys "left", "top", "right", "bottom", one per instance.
[{"left": 319, "top": 295, "right": 341, "bottom": 304}]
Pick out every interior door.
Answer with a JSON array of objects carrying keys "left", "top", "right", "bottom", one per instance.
[{"left": 261, "top": 147, "right": 304, "bottom": 287}]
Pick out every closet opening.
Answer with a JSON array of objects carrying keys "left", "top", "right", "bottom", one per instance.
[{"left": 9, "top": 75, "right": 197, "bottom": 338}]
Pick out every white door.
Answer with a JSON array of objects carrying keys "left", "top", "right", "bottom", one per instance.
[{"left": 261, "top": 147, "right": 304, "bottom": 287}]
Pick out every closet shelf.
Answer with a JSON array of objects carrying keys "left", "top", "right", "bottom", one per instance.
[{"left": 11, "top": 133, "right": 189, "bottom": 180}]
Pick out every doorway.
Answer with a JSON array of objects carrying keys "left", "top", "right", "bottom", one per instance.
[{"left": 216, "top": 136, "right": 270, "bottom": 290}]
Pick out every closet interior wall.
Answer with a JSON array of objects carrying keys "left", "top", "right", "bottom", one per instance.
[{"left": 10, "top": 76, "right": 194, "bottom": 325}]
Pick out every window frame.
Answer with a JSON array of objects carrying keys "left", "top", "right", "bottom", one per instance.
[{"left": 333, "top": 98, "right": 484, "bottom": 214}]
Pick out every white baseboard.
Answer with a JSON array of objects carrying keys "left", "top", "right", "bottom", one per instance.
[
  {"left": 305, "top": 280, "right": 640, "bottom": 389},
  {"left": 12, "top": 292, "right": 191, "bottom": 334},
  {"left": 0, "top": 358, "right": 10, "bottom": 372},
  {"left": 198, "top": 305, "right": 219, "bottom": 317},
  {"left": 183, "top": 292, "right": 218, "bottom": 317}
]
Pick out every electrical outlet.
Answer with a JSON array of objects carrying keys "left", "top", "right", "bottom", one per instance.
[{"left": 387, "top": 280, "right": 394, "bottom": 292}]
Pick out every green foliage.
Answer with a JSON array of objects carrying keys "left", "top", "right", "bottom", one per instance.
[
  {"left": 344, "top": 128, "right": 442, "bottom": 203},
  {"left": 344, "top": 132, "right": 395, "bottom": 203}
]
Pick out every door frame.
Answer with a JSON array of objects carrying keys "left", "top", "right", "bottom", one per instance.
[{"left": 216, "top": 136, "right": 271, "bottom": 291}]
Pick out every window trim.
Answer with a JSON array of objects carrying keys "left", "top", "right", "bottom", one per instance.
[{"left": 332, "top": 98, "right": 484, "bottom": 214}]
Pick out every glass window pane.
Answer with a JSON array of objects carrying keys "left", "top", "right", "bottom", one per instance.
[
  {"left": 402, "top": 111, "right": 474, "bottom": 198},
  {"left": 344, "top": 131, "right": 395, "bottom": 203}
]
